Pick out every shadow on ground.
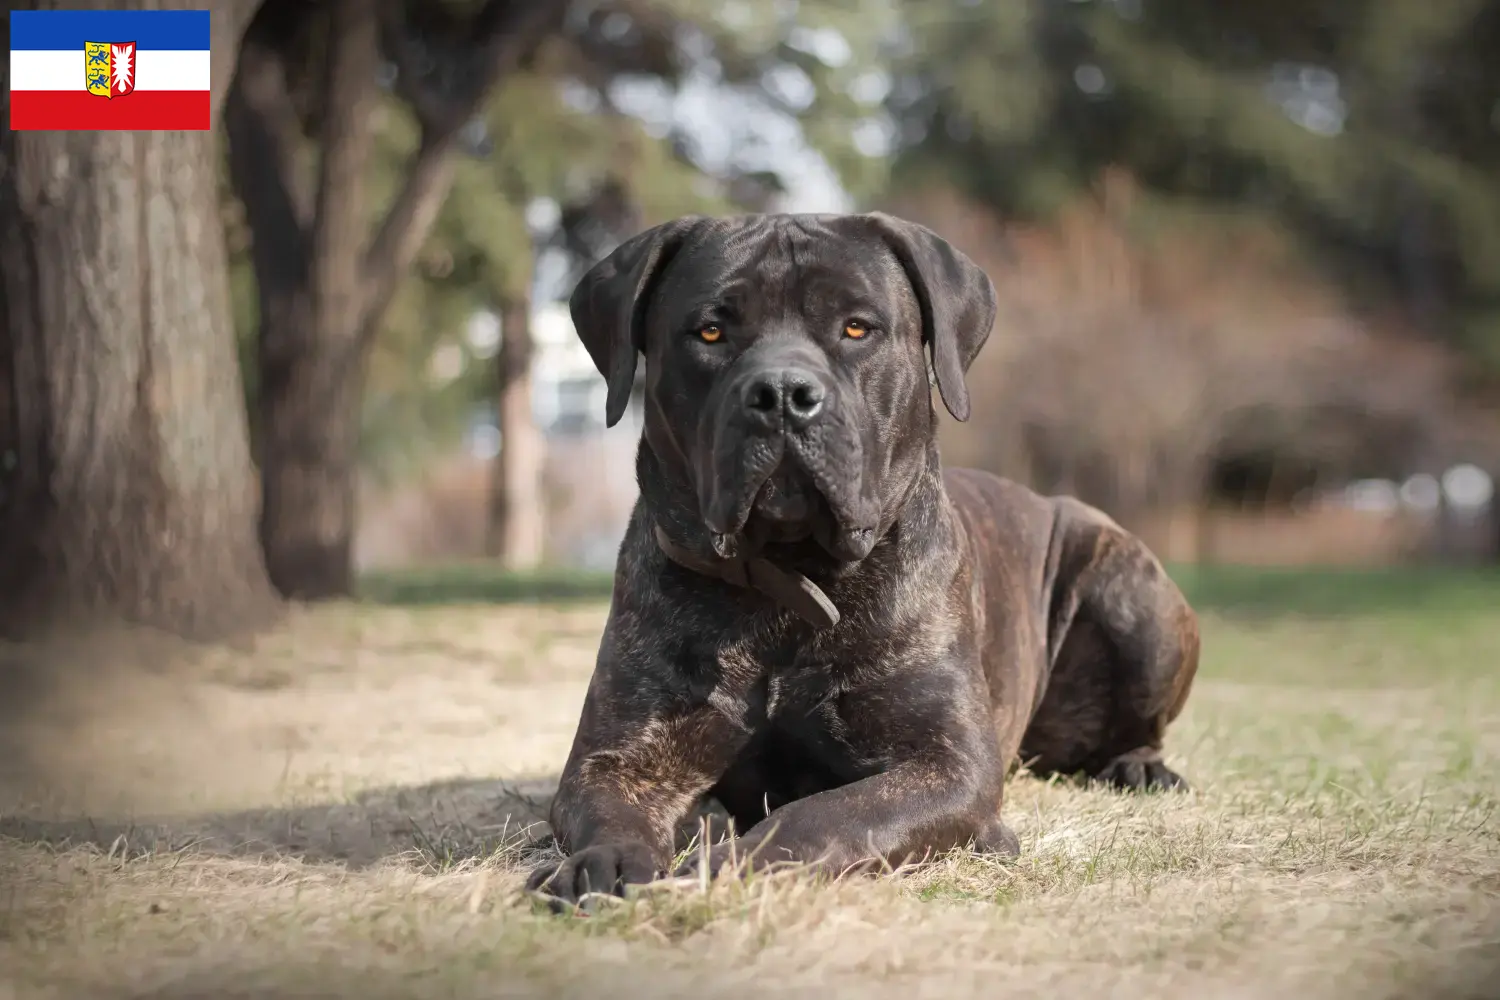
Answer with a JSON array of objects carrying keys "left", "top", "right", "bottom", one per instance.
[
  {"left": 0, "top": 777, "right": 560, "bottom": 869},
  {"left": 0, "top": 777, "right": 731, "bottom": 871}
]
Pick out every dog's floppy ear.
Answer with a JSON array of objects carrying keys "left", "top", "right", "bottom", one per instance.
[
  {"left": 863, "top": 212, "right": 998, "bottom": 423},
  {"left": 569, "top": 216, "right": 708, "bottom": 428}
]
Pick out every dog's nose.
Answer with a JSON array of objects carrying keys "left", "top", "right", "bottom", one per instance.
[{"left": 742, "top": 369, "right": 827, "bottom": 430}]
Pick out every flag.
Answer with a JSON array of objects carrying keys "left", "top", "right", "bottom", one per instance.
[{"left": 8, "top": 10, "right": 212, "bottom": 131}]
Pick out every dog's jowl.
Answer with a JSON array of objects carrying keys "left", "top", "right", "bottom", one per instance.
[{"left": 526, "top": 213, "right": 1201, "bottom": 904}]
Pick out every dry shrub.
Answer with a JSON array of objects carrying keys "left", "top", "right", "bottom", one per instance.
[
  {"left": 354, "top": 432, "right": 641, "bottom": 571},
  {"left": 884, "top": 173, "right": 1477, "bottom": 532},
  {"left": 1132, "top": 504, "right": 1431, "bottom": 567},
  {"left": 355, "top": 459, "right": 490, "bottom": 569}
]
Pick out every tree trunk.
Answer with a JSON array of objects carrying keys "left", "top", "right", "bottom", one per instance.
[
  {"left": 1490, "top": 482, "right": 1500, "bottom": 562},
  {"left": 487, "top": 293, "right": 546, "bottom": 567},
  {"left": 1194, "top": 502, "right": 1216, "bottom": 566},
  {"left": 226, "top": 0, "right": 562, "bottom": 599},
  {"left": 0, "top": 1, "right": 278, "bottom": 639},
  {"left": 254, "top": 305, "right": 369, "bottom": 598},
  {"left": 232, "top": 0, "right": 380, "bottom": 600},
  {"left": 1104, "top": 441, "right": 1151, "bottom": 535}
]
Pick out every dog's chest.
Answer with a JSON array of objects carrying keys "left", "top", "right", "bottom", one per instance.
[{"left": 709, "top": 633, "right": 882, "bottom": 766}]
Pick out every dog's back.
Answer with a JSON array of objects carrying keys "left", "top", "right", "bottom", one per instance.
[{"left": 939, "top": 465, "right": 1199, "bottom": 782}]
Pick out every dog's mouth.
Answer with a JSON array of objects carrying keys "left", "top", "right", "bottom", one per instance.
[
  {"left": 753, "top": 466, "right": 818, "bottom": 524},
  {"left": 706, "top": 456, "right": 877, "bottom": 564},
  {"left": 742, "top": 466, "right": 821, "bottom": 548}
]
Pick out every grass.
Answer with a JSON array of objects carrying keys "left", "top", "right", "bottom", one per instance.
[
  {"left": 356, "top": 564, "right": 617, "bottom": 606},
  {"left": 1170, "top": 562, "right": 1500, "bottom": 618},
  {"left": 354, "top": 560, "right": 1500, "bottom": 619},
  {"left": 2, "top": 567, "right": 1499, "bottom": 999}
]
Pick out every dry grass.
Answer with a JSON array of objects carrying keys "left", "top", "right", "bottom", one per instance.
[{"left": 2, "top": 591, "right": 1498, "bottom": 1000}]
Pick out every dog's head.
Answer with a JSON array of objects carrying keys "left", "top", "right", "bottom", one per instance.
[{"left": 571, "top": 213, "right": 997, "bottom": 564}]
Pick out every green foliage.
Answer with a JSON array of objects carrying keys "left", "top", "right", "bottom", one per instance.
[
  {"left": 351, "top": 0, "right": 897, "bottom": 480},
  {"left": 224, "top": 0, "right": 899, "bottom": 483},
  {"left": 885, "top": 0, "right": 1500, "bottom": 378},
  {"left": 357, "top": 75, "right": 736, "bottom": 481},
  {"left": 223, "top": 0, "right": 1500, "bottom": 491}
]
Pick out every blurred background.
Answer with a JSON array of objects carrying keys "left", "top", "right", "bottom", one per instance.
[
  {"left": 5, "top": 10, "right": 1500, "bottom": 993},
  {"left": 5, "top": 0, "right": 1500, "bottom": 637}
]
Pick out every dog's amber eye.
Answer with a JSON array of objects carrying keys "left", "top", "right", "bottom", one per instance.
[
  {"left": 698, "top": 325, "right": 723, "bottom": 343},
  {"left": 843, "top": 321, "right": 869, "bottom": 339}
]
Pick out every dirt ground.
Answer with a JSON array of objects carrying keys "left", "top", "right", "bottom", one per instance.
[{"left": 2, "top": 597, "right": 1498, "bottom": 1000}]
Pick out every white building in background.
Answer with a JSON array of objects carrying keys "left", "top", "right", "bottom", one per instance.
[
  {"left": 529, "top": 303, "right": 620, "bottom": 435},
  {"left": 463, "top": 302, "right": 644, "bottom": 570},
  {"left": 464, "top": 302, "right": 642, "bottom": 452}
]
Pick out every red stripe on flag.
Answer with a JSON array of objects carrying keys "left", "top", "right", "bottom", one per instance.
[{"left": 9, "top": 91, "right": 210, "bottom": 131}]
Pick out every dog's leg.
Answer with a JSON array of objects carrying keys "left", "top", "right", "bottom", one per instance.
[
  {"left": 1020, "top": 517, "right": 1200, "bottom": 793},
  {"left": 678, "top": 758, "right": 1009, "bottom": 878},
  {"left": 677, "top": 664, "right": 1009, "bottom": 878},
  {"left": 527, "top": 666, "right": 752, "bottom": 905},
  {"left": 971, "top": 814, "right": 1022, "bottom": 856},
  {"left": 706, "top": 749, "right": 786, "bottom": 835}
]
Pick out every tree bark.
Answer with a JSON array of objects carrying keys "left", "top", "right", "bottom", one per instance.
[
  {"left": 231, "top": 0, "right": 380, "bottom": 600},
  {"left": 0, "top": 0, "right": 278, "bottom": 640},
  {"left": 1490, "top": 481, "right": 1500, "bottom": 562},
  {"left": 227, "top": 0, "right": 564, "bottom": 599},
  {"left": 487, "top": 293, "right": 546, "bottom": 567}
]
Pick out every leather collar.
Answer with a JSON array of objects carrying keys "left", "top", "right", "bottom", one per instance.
[{"left": 652, "top": 524, "right": 840, "bottom": 629}]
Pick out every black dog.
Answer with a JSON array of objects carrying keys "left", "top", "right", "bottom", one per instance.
[{"left": 527, "top": 213, "right": 1200, "bottom": 903}]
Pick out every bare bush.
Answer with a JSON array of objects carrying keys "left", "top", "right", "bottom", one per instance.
[{"left": 886, "top": 173, "right": 1479, "bottom": 533}]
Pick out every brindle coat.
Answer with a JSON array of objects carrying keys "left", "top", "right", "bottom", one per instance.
[{"left": 527, "top": 213, "right": 1200, "bottom": 904}]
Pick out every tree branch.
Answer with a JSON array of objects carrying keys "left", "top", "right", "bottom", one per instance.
[
  {"left": 380, "top": 0, "right": 558, "bottom": 138},
  {"left": 357, "top": 0, "right": 565, "bottom": 345},
  {"left": 356, "top": 131, "right": 464, "bottom": 346},
  {"left": 310, "top": 0, "right": 382, "bottom": 341},
  {"left": 211, "top": 0, "right": 271, "bottom": 117},
  {"left": 224, "top": 13, "right": 315, "bottom": 296}
]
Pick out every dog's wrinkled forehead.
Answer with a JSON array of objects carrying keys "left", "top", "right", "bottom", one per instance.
[{"left": 647, "top": 215, "right": 909, "bottom": 332}]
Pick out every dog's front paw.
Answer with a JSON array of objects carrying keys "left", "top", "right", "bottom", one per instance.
[
  {"left": 1094, "top": 748, "right": 1189, "bottom": 792},
  {"left": 673, "top": 834, "right": 777, "bottom": 880},
  {"left": 525, "top": 841, "right": 661, "bottom": 910},
  {"left": 972, "top": 817, "right": 1021, "bottom": 857}
]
